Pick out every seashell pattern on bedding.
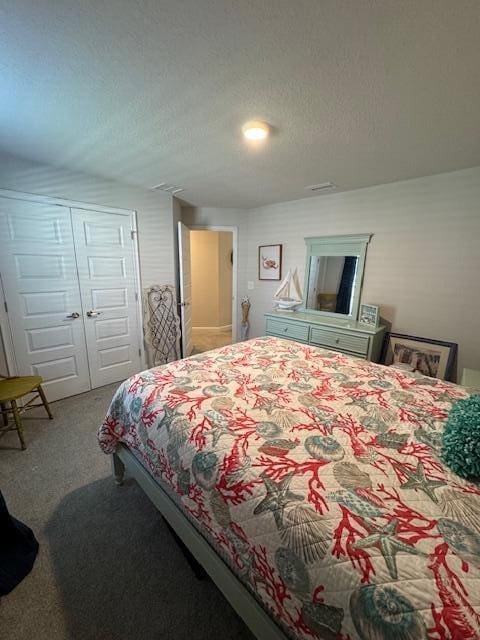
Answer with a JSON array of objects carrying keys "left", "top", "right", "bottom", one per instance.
[{"left": 99, "top": 336, "right": 480, "bottom": 639}]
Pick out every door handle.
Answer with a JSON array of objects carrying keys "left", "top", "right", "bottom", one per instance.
[
  {"left": 86, "top": 310, "right": 102, "bottom": 317},
  {"left": 66, "top": 312, "right": 80, "bottom": 319},
  {"left": 177, "top": 302, "right": 190, "bottom": 307}
]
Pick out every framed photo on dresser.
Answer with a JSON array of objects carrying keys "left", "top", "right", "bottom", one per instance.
[{"left": 359, "top": 303, "right": 380, "bottom": 327}]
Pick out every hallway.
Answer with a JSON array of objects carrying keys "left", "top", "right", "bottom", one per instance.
[{"left": 191, "top": 327, "right": 232, "bottom": 354}]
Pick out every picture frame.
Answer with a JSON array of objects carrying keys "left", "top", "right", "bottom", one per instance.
[
  {"left": 258, "top": 244, "right": 282, "bottom": 280},
  {"left": 381, "top": 332, "right": 457, "bottom": 381},
  {"left": 359, "top": 303, "right": 380, "bottom": 327}
]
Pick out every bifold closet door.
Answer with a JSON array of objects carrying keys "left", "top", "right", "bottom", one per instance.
[
  {"left": 0, "top": 198, "right": 90, "bottom": 401},
  {"left": 71, "top": 208, "right": 142, "bottom": 388}
]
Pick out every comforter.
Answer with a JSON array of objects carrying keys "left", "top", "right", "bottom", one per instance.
[{"left": 98, "top": 336, "right": 480, "bottom": 640}]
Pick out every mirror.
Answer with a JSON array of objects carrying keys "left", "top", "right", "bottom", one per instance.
[
  {"left": 305, "top": 255, "right": 359, "bottom": 315},
  {"left": 303, "top": 235, "right": 371, "bottom": 321}
]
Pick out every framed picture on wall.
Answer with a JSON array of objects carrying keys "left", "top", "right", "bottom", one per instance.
[
  {"left": 359, "top": 303, "right": 380, "bottom": 327},
  {"left": 381, "top": 333, "right": 457, "bottom": 381},
  {"left": 258, "top": 244, "right": 282, "bottom": 280}
]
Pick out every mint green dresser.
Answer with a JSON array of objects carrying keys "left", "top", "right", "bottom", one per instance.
[{"left": 265, "top": 311, "right": 386, "bottom": 362}]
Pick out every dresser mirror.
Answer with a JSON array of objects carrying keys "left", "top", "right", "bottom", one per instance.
[{"left": 303, "top": 234, "right": 371, "bottom": 321}]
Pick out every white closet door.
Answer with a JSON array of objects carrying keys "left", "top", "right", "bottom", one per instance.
[
  {"left": 0, "top": 198, "right": 90, "bottom": 401},
  {"left": 177, "top": 222, "right": 192, "bottom": 358},
  {"left": 71, "top": 208, "right": 142, "bottom": 388}
]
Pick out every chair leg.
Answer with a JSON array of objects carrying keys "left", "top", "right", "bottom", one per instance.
[
  {"left": 37, "top": 385, "right": 53, "bottom": 420},
  {"left": 11, "top": 400, "right": 26, "bottom": 450},
  {"left": 0, "top": 403, "right": 8, "bottom": 427}
]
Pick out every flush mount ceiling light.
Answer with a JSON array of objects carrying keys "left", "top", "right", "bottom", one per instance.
[{"left": 242, "top": 120, "right": 270, "bottom": 140}]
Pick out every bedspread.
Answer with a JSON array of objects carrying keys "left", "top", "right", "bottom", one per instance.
[{"left": 98, "top": 336, "right": 480, "bottom": 640}]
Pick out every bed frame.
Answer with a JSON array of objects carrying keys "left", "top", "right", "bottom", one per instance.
[{"left": 112, "top": 445, "right": 290, "bottom": 640}]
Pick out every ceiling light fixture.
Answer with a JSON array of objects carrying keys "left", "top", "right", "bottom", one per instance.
[{"left": 242, "top": 120, "right": 270, "bottom": 141}]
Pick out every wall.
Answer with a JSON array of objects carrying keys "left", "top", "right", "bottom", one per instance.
[
  {"left": 245, "top": 167, "right": 480, "bottom": 377},
  {"left": 0, "top": 152, "right": 175, "bottom": 288},
  {"left": 190, "top": 231, "right": 233, "bottom": 328},
  {"left": 4, "top": 151, "right": 478, "bottom": 377},
  {"left": 0, "top": 151, "right": 176, "bottom": 369}
]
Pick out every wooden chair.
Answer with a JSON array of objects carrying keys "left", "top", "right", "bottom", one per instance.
[{"left": 0, "top": 376, "right": 53, "bottom": 450}]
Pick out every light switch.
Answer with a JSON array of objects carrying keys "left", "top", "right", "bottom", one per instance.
[{"left": 247, "top": 281, "right": 254, "bottom": 290}]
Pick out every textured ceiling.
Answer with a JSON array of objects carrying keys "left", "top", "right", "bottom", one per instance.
[{"left": 1, "top": 0, "right": 480, "bottom": 208}]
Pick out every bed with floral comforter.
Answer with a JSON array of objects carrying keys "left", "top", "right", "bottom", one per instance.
[{"left": 98, "top": 336, "right": 480, "bottom": 640}]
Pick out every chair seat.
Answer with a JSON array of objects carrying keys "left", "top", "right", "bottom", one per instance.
[{"left": 0, "top": 376, "right": 43, "bottom": 403}]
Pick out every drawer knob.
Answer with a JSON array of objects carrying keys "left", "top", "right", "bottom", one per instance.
[
  {"left": 335, "top": 338, "right": 340, "bottom": 344},
  {"left": 284, "top": 327, "right": 288, "bottom": 332}
]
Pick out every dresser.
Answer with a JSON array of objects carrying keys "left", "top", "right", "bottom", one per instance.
[{"left": 265, "top": 311, "right": 386, "bottom": 362}]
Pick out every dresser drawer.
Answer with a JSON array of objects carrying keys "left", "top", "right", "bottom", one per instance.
[
  {"left": 310, "top": 327, "right": 369, "bottom": 356},
  {"left": 266, "top": 318, "right": 310, "bottom": 342}
]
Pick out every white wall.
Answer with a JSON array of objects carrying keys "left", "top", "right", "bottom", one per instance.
[
  {"left": 3, "top": 152, "right": 478, "bottom": 378},
  {"left": 244, "top": 166, "right": 480, "bottom": 378},
  {"left": 0, "top": 152, "right": 175, "bottom": 288},
  {"left": 0, "top": 152, "right": 176, "bottom": 369}
]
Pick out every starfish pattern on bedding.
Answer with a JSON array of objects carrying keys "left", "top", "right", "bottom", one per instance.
[
  {"left": 352, "top": 517, "right": 425, "bottom": 580},
  {"left": 344, "top": 398, "right": 373, "bottom": 411},
  {"left": 158, "top": 405, "right": 177, "bottom": 431},
  {"left": 254, "top": 471, "right": 304, "bottom": 528},
  {"left": 399, "top": 461, "right": 445, "bottom": 503}
]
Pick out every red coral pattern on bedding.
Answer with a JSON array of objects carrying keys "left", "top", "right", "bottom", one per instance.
[{"left": 98, "top": 336, "right": 480, "bottom": 640}]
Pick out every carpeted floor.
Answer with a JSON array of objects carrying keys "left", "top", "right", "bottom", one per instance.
[
  {"left": 0, "top": 384, "right": 254, "bottom": 640},
  {"left": 191, "top": 328, "right": 232, "bottom": 354}
]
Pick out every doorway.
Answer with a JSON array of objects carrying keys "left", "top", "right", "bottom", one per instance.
[
  {"left": 178, "top": 222, "right": 237, "bottom": 357},
  {"left": 190, "top": 229, "right": 234, "bottom": 354}
]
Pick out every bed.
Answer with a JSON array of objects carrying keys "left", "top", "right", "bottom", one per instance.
[{"left": 98, "top": 336, "right": 480, "bottom": 640}]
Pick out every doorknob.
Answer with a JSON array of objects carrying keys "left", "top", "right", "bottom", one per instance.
[
  {"left": 66, "top": 312, "right": 80, "bottom": 319},
  {"left": 86, "top": 310, "right": 101, "bottom": 317}
]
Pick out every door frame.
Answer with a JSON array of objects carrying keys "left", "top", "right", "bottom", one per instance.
[
  {"left": 189, "top": 225, "right": 238, "bottom": 343},
  {"left": 0, "top": 188, "right": 146, "bottom": 378}
]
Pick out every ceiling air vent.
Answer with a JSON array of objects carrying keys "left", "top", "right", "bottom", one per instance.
[
  {"left": 305, "top": 182, "right": 337, "bottom": 193},
  {"left": 151, "top": 182, "right": 185, "bottom": 195}
]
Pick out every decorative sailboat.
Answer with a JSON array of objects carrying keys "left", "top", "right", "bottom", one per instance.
[{"left": 273, "top": 268, "right": 303, "bottom": 311}]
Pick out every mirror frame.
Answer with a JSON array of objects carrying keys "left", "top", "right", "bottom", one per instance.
[{"left": 302, "top": 234, "right": 372, "bottom": 321}]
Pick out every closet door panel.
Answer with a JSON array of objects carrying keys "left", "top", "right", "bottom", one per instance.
[
  {"left": 71, "top": 208, "right": 142, "bottom": 388},
  {"left": 0, "top": 197, "right": 90, "bottom": 401}
]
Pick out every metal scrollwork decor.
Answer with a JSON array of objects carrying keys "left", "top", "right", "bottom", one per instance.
[{"left": 143, "top": 285, "right": 181, "bottom": 366}]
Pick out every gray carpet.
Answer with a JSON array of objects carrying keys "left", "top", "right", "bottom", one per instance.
[{"left": 0, "top": 384, "right": 254, "bottom": 640}]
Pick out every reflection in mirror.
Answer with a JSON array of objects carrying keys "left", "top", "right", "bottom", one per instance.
[{"left": 305, "top": 255, "right": 359, "bottom": 315}]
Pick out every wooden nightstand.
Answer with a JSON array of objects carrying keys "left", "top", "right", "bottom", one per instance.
[{"left": 461, "top": 368, "right": 480, "bottom": 393}]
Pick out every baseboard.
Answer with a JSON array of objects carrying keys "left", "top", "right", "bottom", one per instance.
[{"left": 192, "top": 325, "right": 232, "bottom": 332}]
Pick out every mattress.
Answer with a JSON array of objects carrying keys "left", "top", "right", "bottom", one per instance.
[{"left": 98, "top": 336, "right": 480, "bottom": 640}]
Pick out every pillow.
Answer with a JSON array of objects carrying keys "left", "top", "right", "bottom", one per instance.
[{"left": 442, "top": 395, "right": 480, "bottom": 480}]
